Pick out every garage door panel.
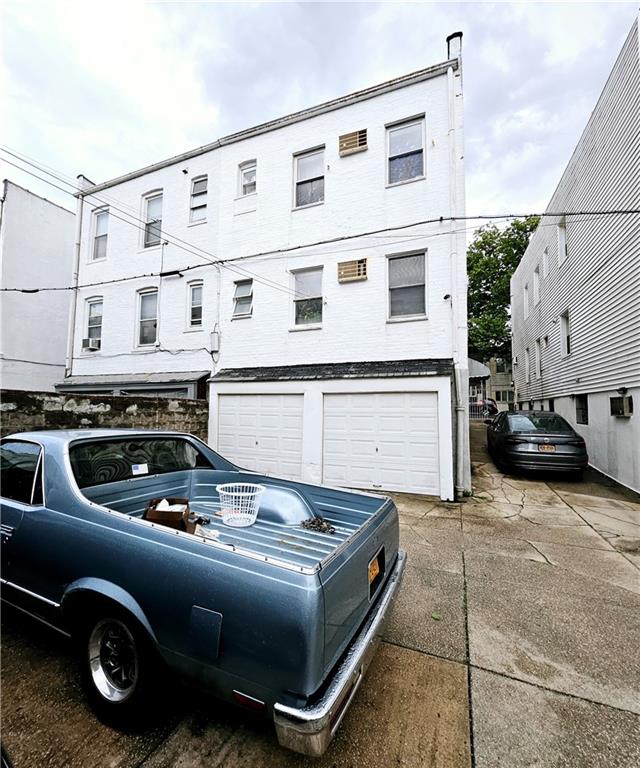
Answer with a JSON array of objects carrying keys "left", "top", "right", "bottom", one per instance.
[
  {"left": 218, "top": 394, "right": 303, "bottom": 480},
  {"left": 323, "top": 392, "right": 439, "bottom": 495}
]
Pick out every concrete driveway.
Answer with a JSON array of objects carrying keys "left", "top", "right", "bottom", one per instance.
[{"left": 2, "top": 423, "right": 639, "bottom": 767}]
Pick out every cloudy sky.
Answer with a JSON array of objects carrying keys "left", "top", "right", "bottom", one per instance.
[{"left": 1, "top": 1, "right": 637, "bottom": 219}]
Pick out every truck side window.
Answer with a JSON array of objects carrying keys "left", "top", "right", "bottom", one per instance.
[{"left": 0, "top": 441, "right": 42, "bottom": 504}]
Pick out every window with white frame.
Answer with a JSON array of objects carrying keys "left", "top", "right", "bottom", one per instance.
[
  {"left": 190, "top": 177, "right": 207, "bottom": 222},
  {"left": 535, "top": 338, "right": 541, "bottom": 378},
  {"left": 293, "top": 268, "right": 323, "bottom": 325},
  {"left": 138, "top": 290, "right": 158, "bottom": 345},
  {"left": 239, "top": 162, "right": 256, "bottom": 196},
  {"left": 388, "top": 252, "right": 426, "bottom": 318},
  {"left": 525, "top": 347, "right": 530, "bottom": 383},
  {"left": 144, "top": 193, "right": 163, "bottom": 247},
  {"left": 560, "top": 310, "right": 571, "bottom": 356},
  {"left": 542, "top": 247, "right": 549, "bottom": 277},
  {"left": 188, "top": 282, "right": 203, "bottom": 327},
  {"left": 233, "top": 280, "right": 253, "bottom": 317},
  {"left": 557, "top": 218, "right": 567, "bottom": 265},
  {"left": 387, "top": 118, "right": 425, "bottom": 184},
  {"left": 93, "top": 211, "right": 108, "bottom": 260},
  {"left": 533, "top": 266, "right": 540, "bottom": 305},
  {"left": 523, "top": 283, "right": 529, "bottom": 318},
  {"left": 86, "top": 298, "right": 103, "bottom": 348},
  {"left": 294, "top": 149, "right": 324, "bottom": 207}
]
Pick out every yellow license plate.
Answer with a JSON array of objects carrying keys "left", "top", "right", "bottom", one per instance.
[
  {"left": 368, "top": 556, "right": 380, "bottom": 584},
  {"left": 538, "top": 444, "right": 556, "bottom": 453}
]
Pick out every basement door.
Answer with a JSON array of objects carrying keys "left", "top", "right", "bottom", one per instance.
[
  {"left": 217, "top": 394, "right": 304, "bottom": 480},
  {"left": 323, "top": 392, "right": 440, "bottom": 495}
]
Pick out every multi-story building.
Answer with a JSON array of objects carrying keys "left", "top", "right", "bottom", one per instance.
[
  {"left": 59, "top": 33, "right": 469, "bottom": 499},
  {"left": 0, "top": 180, "right": 75, "bottom": 391},
  {"left": 485, "top": 357, "right": 514, "bottom": 411},
  {"left": 511, "top": 17, "right": 639, "bottom": 492}
]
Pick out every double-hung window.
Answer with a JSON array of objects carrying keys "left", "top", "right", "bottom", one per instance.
[
  {"left": 388, "top": 252, "right": 426, "bottom": 318},
  {"left": 293, "top": 268, "right": 322, "bottom": 325},
  {"left": 535, "top": 338, "right": 541, "bottom": 378},
  {"left": 139, "top": 290, "right": 158, "bottom": 345},
  {"left": 188, "top": 282, "right": 203, "bottom": 327},
  {"left": 542, "top": 247, "right": 549, "bottom": 277},
  {"left": 576, "top": 394, "right": 589, "bottom": 425},
  {"left": 294, "top": 149, "right": 324, "bottom": 208},
  {"left": 144, "top": 194, "right": 163, "bottom": 247},
  {"left": 557, "top": 218, "right": 567, "bottom": 265},
  {"left": 560, "top": 310, "right": 571, "bottom": 356},
  {"left": 93, "top": 211, "right": 108, "bottom": 260},
  {"left": 525, "top": 348, "right": 530, "bottom": 383},
  {"left": 190, "top": 177, "right": 207, "bottom": 222},
  {"left": 387, "top": 118, "right": 425, "bottom": 184},
  {"left": 233, "top": 280, "right": 253, "bottom": 317},
  {"left": 239, "top": 162, "right": 257, "bottom": 196},
  {"left": 87, "top": 299, "right": 103, "bottom": 346},
  {"left": 533, "top": 267, "right": 540, "bottom": 305},
  {"left": 523, "top": 283, "right": 529, "bottom": 318}
]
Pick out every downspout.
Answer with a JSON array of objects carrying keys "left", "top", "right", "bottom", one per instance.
[{"left": 65, "top": 175, "right": 88, "bottom": 377}]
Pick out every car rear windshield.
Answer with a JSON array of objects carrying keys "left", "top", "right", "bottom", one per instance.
[
  {"left": 70, "top": 437, "right": 212, "bottom": 488},
  {"left": 508, "top": 413, "right": 573, "bottom": 433}
]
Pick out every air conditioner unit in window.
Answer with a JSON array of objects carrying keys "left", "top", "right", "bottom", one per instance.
[
  {"left": 610, "top": 395, "right": 633, "bottom": 417},
  {"left": 82, "top": 338, "right": 101, "bottom": 351}
]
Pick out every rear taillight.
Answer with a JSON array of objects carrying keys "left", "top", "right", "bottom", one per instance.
[
  {"left": 505, "top": 436, "right": 528, "bottom": 444},
  {"left": 568, "top": 439, "right": 585, "bottom": 446}
]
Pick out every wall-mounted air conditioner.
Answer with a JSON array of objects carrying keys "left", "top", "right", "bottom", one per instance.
[
  {"left": 82, "top": 338, "right": 101, "bottom": 351},
  {"left": 610, "top": 395, "right": 633, "bottom": 418}
]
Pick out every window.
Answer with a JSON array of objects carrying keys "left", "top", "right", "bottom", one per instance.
[
  {"left": 295, "top": 149, "right": 324, "bottom": 207},
  {"left": 495, "top": 390, "right": 515, "bottom": 403},
  {"left": 548, "top": 398, "right": 555, "bottom": 411},
  {"left": 523, "top": 283, "right": 529, "bottom": 318},
  {"left": 144, "top": 193, "right": 163, "bottom": 247},
  {"left": 138, "top": 290, "right": 158, "bottom": 345},
  {"left": 387, "top": 118, "right": 424, "bottom": 184},
  {"left": 188, "top": 282, "right": 203, "bottom": 327},
  {"left": 293, "top": 267, "right": 323, "bottom": 325},
  {"left": 239, "top": 162, "right": 256, "bottom": 196},
  {"left": 93, "top": 210, "right": 108, "bottom": 260},
  {"left": 533, "top": 266, "right": 540, "bottom": 305},
  {"left": 388, "top": 252, "right": 426, "bottom": 318},
  {"left": 560, "top": 310, "right": 571, "bottom": 356},
  {"left": 86, "top": 299, "right": 103, "bottom": 347},
  {"left": 190, "top": 177, "right": 207, "bottom": 222},
  {"left": 542, "top": 247, "right": 549, "bottom": 277},
  {"left": 535, "top": 338, "right": 541, "bottom": 378},
  {"left": 575, "top": 394, "right": 589, "bottom": 425},
  {"left": 233, "top": 279, "right": 253, "bottom": 317},
  {"left": 0, "top": 440, "right": 42, "bottom": 504},
  {"left": 525, "top": 348, "right": 530, "bottom": 383},
  {"left": 495, "top": 357, "right": 511, "bottom": 374},
  {"left": 557, "top": 218, "right": 567, "bottom": 265}
]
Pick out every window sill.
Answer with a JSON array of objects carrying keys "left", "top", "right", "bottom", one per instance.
[
  {"left": 292, "top": 201, "right": 324, "bottom": 212},
  {"left": 138, "top": 245, "right": 161, "bottom": 254},
  {"left": 183, "top": 327, "right": 204, "bottom": 333},
  {"left": 187, "top": 219, "right": 207, "bottom": 228},
  {"left": 289, "top": 324, "right": 322, "bottom": 332},
  {"left": 234, "top": 192, "right": 257, "bottom": 202},
  {"left": 88, "top": 257, "right": 107, "bottom": 264},
  {"left": 231, "top": 313, "right": 253, "bottom": 321},
  {"left": 386, "top": 314, "right": 428, "bottom": 324},
  {"left": 386, "top": 175, "right": 426, "bottom": 189}
]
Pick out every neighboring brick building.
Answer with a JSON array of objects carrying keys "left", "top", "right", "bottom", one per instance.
[{"left": 61, "top": 33, "right": 469, "bottom": 499}]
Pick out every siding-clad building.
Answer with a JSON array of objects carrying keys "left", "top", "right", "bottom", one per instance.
[
  {"left": 60, "top": 33, "right": 470, "bottom": 500},
  {"left": 510, "top": 16, "right": 640, "bottom": 492}
]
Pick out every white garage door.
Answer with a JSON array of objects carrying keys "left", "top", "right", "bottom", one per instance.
[
  {"left": 323, "top": 392, "right": 439, "bottom": 495},
  {"left": 217, "top": 394, "right": 304, "bottom": 480}
]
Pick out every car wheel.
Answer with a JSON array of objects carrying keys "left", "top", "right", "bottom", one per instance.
[{"left": 79, "top": 609, "right": 161, "bottom": 725}]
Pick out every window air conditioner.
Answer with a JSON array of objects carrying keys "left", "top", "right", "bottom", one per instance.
[{"left": 82, "top": 338, "right": 101, "bottom": 351}]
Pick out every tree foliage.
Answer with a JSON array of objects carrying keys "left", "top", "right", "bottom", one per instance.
[{"left": 467, "top": 216, "right": 540, "bottom": 361}]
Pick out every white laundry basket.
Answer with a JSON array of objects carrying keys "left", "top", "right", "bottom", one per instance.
[{"left": 216, "top": 483, "right": 266, "bottom": 527}]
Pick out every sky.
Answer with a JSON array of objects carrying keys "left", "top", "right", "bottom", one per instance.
[{"left": 1, "top": 0, "right": 637, "bottom": 220}]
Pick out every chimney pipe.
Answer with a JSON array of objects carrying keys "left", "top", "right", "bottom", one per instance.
[{"left": 446, "top": 31, "right": 463, "bottom": 59}]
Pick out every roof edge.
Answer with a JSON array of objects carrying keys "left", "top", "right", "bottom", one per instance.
[{"left": 81, "top": 58, "right": 458, "bottom": 195}]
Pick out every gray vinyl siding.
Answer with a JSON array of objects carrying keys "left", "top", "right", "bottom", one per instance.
[{"left": 511, "top": 19, "right": 640, "bottom": 403}]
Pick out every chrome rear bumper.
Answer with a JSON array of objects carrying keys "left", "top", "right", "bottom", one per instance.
[{"left": 273, "top": 548, "right": 407, "bottom": 756}]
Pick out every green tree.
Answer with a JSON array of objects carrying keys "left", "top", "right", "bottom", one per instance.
[{"left": 467, "top": 216, "right": 540, "bottom": 361}]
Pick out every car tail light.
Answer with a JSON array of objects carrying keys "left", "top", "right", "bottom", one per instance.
[
  {"left": 505, "top": 436, "right": 528, "bottom": 444},
  {"left": 233, "top": 690, "right": 266, "bottom": 711},
  {"left": 567, "top": 438, "right": 585, "bottom": 446}
]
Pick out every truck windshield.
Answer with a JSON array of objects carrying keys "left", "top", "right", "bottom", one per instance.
[{"left": 70, "top": 437, "right": 212, "bottom": 488}]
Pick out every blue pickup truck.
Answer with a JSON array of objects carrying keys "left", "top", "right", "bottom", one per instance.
[{"left": 0, "top": 429, "right": 406, "bottom": 756}]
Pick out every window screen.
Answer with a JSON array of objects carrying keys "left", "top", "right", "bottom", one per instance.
[{"left": 389, "top": 253, "right": 425, "bottom": 317}]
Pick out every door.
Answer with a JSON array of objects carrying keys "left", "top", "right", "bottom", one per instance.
[
  {"left": 323, "top": 392, "right": 440, "bottom": 495},
  {"left": 217, "top": 394, "right": 304, "bottom": 480}
]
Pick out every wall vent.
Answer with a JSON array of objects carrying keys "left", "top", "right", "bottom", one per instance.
[
  {"left": 610, "top": 395, "right": 633, "bottom": 417},
  {"left": 339, "top": 129, "right": 367, "bottom": 157},
  {"left": 338, "top": 258, "right": 367, "bottom": 283}
]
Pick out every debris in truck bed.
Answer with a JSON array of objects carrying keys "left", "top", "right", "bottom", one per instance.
[{"left": 301, "top": 517, "right": 336, "bottom": 535}]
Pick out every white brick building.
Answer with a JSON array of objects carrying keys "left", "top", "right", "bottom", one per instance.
[
  {"left": 511, "top": 17, "right": 640, "bottom": 492},
  {"left": 61, "top": 33, "right": 469, "bottom": 499},
  {"left": 0, "top": 180, "right": 75, "bottom": 391}
]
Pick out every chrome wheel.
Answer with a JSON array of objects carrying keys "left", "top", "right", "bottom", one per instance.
[{"left": 88, "top": 618, "right": 138, "bottom": 703}]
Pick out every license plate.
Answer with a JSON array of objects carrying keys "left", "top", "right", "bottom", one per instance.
[
  {"left": 538, "top": 444, "right": 556, "bottom": 453},
  {"left": 368, "top": 555, "right": 380, "bottom": 584}
]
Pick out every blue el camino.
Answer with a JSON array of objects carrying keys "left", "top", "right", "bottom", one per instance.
[{"left": 0, "top": 429, "right": 406, "bottom": 756}]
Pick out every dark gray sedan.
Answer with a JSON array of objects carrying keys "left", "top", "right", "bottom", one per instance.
[{"left": 486, "top": 411, "right": 588, "bottom": 475}]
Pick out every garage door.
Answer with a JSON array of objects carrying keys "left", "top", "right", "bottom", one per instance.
[
  {"left": 323, "top": 392, "right": 439, "bottom": 495},
  {"left": 217, "top": 394, "right": 304, "bottom": 480}
]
